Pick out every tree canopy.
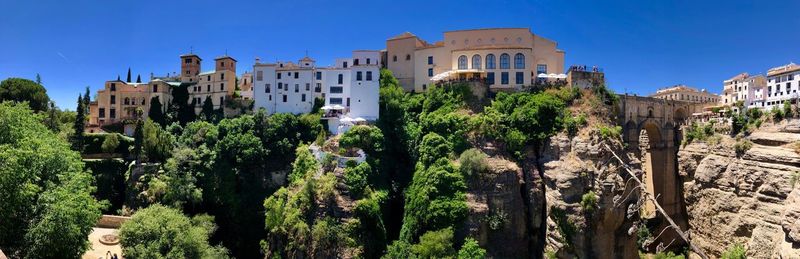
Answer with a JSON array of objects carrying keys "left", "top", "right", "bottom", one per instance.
[
  {"left": 0, "top": 101, "right": 102, "bottom": 258},
  {"left": 0, "top": 78, "right": 50, "bottom": 112},
  {"left": 119, "top": 204, "right": 229, "bottom": 259}
]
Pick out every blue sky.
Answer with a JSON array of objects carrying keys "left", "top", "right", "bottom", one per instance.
[{"left": 1, "top": 0, "right": 798, "bottom": 110}]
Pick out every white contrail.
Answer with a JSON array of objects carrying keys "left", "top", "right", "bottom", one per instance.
[{"left": 57, "top": 52, "right": 70, "bottom": 63}]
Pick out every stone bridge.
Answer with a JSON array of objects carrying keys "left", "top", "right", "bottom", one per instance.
[{"left": 616, "top": 95, "right": 705, "bottom": 221}]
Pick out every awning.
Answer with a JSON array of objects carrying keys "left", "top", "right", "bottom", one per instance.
[
  {"left": 537, "top": 73, "right": 567, "bottom": 79},
  {"left": 321, "top": 105, "right": 333, "bottom": 110},
  {"left": 354, "top": 117, "right": 367, "bottom": 122},
  {"left": 332, "top": 104, "right": 345, "bottom": 110},
  {"left": 431, "top": 71, "right": 456, "bottom": 81}
]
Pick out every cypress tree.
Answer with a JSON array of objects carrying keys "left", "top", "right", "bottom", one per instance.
[
  {"left": 148, "top": 96, "right": 165, "bottom": 126},
  {"left": 83, "top": 86, "right": 90, "bottom": 114},
  {"left": 200, "top": 96, "right": 215, "bottom": 122},
  {"left": 132, "top": 119, "right": 144, "bottom": 163},
  {"left": 126, "top": 68, "right": 132, "bottom": 83},
  {"left": 72, "top": 95, "right": 85, "bottom": 151},
  {"left": 136, "top": 74, "right": 142, "bottom": 83},
  {"left": 35, "top": 73, "right": 42, "bottom": 85},
  {"left": 117, "top": 75, "right": 121, "bottom": 81}
]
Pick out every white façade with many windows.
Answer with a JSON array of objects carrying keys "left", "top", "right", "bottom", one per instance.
[{"left": 252, "top": 57, "right": 316, "bottom": 115}]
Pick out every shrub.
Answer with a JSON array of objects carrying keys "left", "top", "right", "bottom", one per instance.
[
  {"left": 784, "top": 100, "right": 793, "bottom": 118},
  {"left": 636, "top": 222, "right": 651, "bottom": 249},
  {"left": 564, "top": 112, "right": 587, "bottom": 136},
  {"left": 580, "top": 191, "right": 598, "bottom": 215},
  {"left": 791, "top": 171, "right": 800, "bottom": 189},
  {"left": 598, "top": 125, "right": 622, "bottom": 141},
  {"left": 344, "top": 162, "right": 372, "bottom": 199},
  {"left": 734, "top": 138, "right": 753, "bottom": 156},
  {"left": 720, "top": 243, "right": 746, "bottom": 259},
  {"left": 457, "top": 237, "right": 486, "bottom": 259},
  {"left": 411, "top": 228, "right": 455, "bottom": 259},
  {"left": 653, "top": 251, "right": 685, "bottom": 259},
  {"left": 458, "top": 148, "right": 489, "bottom": 178},
  {"left": 119, "top": 205, "right": 229, "bottom": 258},
  {"left": 101, "top": 132, "right": 120, "bottom": 153},
  {"left": 772, "top": 105, "right": 784, "bottom": 122}
]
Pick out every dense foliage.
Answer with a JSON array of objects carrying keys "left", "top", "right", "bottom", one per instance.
[
  {"left": 0, "top": 102, "right": 102, "bottom": 258},
  {"left": 0, "top": 77, "right": 50, "bottom": 112},
  {"left": 119, "top": 204, "right": 229, "bottom": 258}
]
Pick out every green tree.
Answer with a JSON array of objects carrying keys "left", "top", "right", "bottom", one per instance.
[
  {"left": 148, "top": 96, "right": 166, "bottom": 126},
  {"left": 72, "top": 94, "right": 86, "bottom": 150},
  {"left": 457, "top": 238, "right": 486, "bottom": 259},
  {"left": 83, "top": 86, "right": 91, "bottom": 113},
  {"left": 288, "top": 144, "right": 319, "bottom": 183},
  {"left": 35, "top": 73, "right": 42, "bottom": 85},
  {"left": 133, "top": 119, "right": 144, "bottom": 162},
  {"left": 458, "top": 148, "right": 489, "bottom": 178},
  {"left": 720, "top": 243, "right": 746, "bottom": 259},
  {"left": 102, "top": 133, "right": 121, "bottom": 153},
  {"left": 136, "top": 74, "right": 142, "bottom": 83},
  {"left": 0, "top": 102, "right": 102, "bottom": 258},
  {"left": 118, "top": 204, "right": 229, "bottom": 259},
  {"left": 352, "top": 191, "right": 388, "bottom": 259},
  {"left": 418, "top": 132, "right": 452, "bottom": 166},
  {"left": 200, "top": 96, "right": 216, "bottom": 122},
  {"left": 127, "top": 67, "right": 132, "bottom": 82},
  {"left": 0, "top": 77, "right": 50, "bottom": 112},
  {"left": 340, "top": 125, "right": 385, "bottom": 157},
  {"left": 169, "top": 84, "right": 196, "bottom": 125},
  {"left": 411, "top": 228, "right": 456, "bottom": 259},
  {"left": 142, "top": 119, "right": 174, "bottom": 162},
  {"left": 344, "top": 161, "right": 372, "bottom": 199},
  {"left": 400, "top": 156, "right": 467, "bottom": 242}
]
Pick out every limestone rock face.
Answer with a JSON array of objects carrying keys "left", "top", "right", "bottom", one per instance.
[
  {"left": 463, "top": 157, "right": 531, "bottom": 258},
  {"left": 680, "top": 122, "right": 800, "bottom": 258},
  {"left": 538, "top": 133, "right": 640, "bottom": 259}
]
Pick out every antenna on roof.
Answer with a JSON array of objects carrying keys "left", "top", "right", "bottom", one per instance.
[
  {"left": 225, "top": 49, "right": 228, "bottom": 56},
  {"left": 305, "top": 50, "right": 309, "bottom": 57},
  {"left": 190, "top": 46, "right": 193, "bottom": 54}
]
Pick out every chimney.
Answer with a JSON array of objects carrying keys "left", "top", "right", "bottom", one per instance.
[{"left": 255, "top": 57, "right": 261, "bottom": 64}]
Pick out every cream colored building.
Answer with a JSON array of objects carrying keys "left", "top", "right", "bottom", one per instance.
[
  {"left": 650, "top": 85, "right": 720, "bottom": 103},
  {"left": 88, "top": 53, "right": 242, "bottom": 132},
  {"left": 384, "top": 28, "right": 565, "bottom": 92}
]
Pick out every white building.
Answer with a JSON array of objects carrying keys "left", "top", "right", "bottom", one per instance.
[
  {"left": 252, "top": 51, "right": 380, "bottom": 134},
  {"left": 721, "top": 72, "right": 766, "bottom": 110},
  {"left": 762, "top": 63, "right": 800, "bottom": 110},
  {"left": 252, "top": 57, "right": 316, "bottom": 115}
]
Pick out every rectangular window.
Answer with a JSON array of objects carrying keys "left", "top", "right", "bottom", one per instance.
[
  {"left": 354, "top": 59, "right": 360, "bottom": 66},
  {"left": 501, "top": 72, "right": 509, "bottom": 85},
  {"left": 283, "top": 95, "right": 287, "bottom": 102},
  {"left": 220, "top": 96, "right": 224, "bottom": 106},
  {"left": 185, "top": 58, "right": 192, "bottom": 64},
  {"left": 515, "top": 72, "right": 524, "bottom": 84},
  {"left": 278, "top": 82, "right": 283, "bottom": 90},
  {"left": 110, "top": 108, "right": 116, "bottom": 118},
  {"left": 110, "top": 95, "right": 116, "bottom": 104},
  {"left": 487, "top": 72, "right": 495, "bottom": 85},
  {"left": 367, "top": 58, "right": 371, "bottom": 64},
  {"left": 265, "top": 84, "right": 271, "bottom": 93},
  {"left": 221, "top": 73, "right": 225, "bottom": 80},
  {"left": 330, "top": 98, "right": 343, "bottom": 104},
  {"left": 110, "top": 83, "right": 116, "bottom": 91},
  {"left": 428, "top": 56, "right": 433, "bottom": 65},
  {"left": 305, "top": 83, "right": 310, "bottom": 91},
  {"left": 257, "top": 71, "right": 263, "bottom": 81},
  {"left": 330, "top": 86, "right": 343, "bottom": 94},
  {"left": 428, "top": 68, "right": 433, "bottom": 77},
  {"left": 366, "top": 71, "right": 373, "bottom": 81},
  {"left": 316, "top": 83, "right": 322, "bottom": 93},
  {"left": 99, "top": 108, "right": 105, "bottom": 118},
  {"left": 338, "top": 74, "right": 343, "bottom": 84},
  {"left": 207, "top": 75, "right": 211, "bottom": 81},
  {"left": 220, "top": 83, "right": 224, "bottom": 91},
  {"left": 152, "top": 85, "right": 158, "bottom": 92},
  {"left": 537, "top": 64, "right": 547, "bottom": 74},
  {"left": 343, "top": 62, "right": 348, "bottom": 68},
  {"left": 277, "top": 73, "right": 282, "bottom": 79},
  {"left": 302, "top": 94, "right": 306, "bottom": 102},
  {"left": 207, "top": 85, "right": 210, "bottom": 92},
  {"left": 295, "top": 84, "right": 299, "bottom": 93},
  {"left": 269, "top": 95, "right": 272, "bottom": 101},
  {"left": 347, "top": 98, "right": 350, "bottom": 106},
  {"left": 316, "top": 72, "right": 322, "bottom": 80},
  {"left": 294, "top": 72, "right": 299, "bottom": 79},
  {"left": 357, "top": 71, "right": 363, "bottom": 81}
]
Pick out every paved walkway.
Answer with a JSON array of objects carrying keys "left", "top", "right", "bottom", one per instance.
[{"left": 82, "top": 228, "right": 122, "bottom": 259}]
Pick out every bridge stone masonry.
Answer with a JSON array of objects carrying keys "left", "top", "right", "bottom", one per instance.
[{"left": 615, "top": 94, "right": 706, "bottom": 231}]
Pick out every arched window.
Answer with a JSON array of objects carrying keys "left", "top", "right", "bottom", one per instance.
[
  {"left": 405, "top": 54, "right": 411, "bottom": 60},
  {"left": 458, "top": 55, "right": 468, "bottom": 70},
  {"left": 471, "top": 55, "right": 481, "bottom": 69},
  {"left": 141, "top": 97, "right": 145, "bottom": 105},
  {"left": 499, "top": 53, "right": 510, "bottom": 69},
  {"left": 486, "top": 54, "right": 496, "bottom": 69},
  {"left": 514, "top": 53, "right": 525, "bottom": 69},
  {"left": 124, "top": 97, "right": 130, "bottom": 105}
]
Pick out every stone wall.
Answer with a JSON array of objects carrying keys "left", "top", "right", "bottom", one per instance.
[{"left": 96, "top": 215, "right": 131, "bottom": 229}]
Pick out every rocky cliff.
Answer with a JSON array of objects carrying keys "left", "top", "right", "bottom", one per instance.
[{"left": 679, "top": 120, "right": 800, "bottom": 258}]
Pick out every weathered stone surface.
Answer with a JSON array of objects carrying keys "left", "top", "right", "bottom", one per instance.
[
  {"left": 680, "top": 129, "right": 800, "bottom": 258},
  {"left": 749, "top": 131, "right": 800, "bottom": 146},
  {"left": 539, "top": 132, "right": 640, "bottom": 259}
]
